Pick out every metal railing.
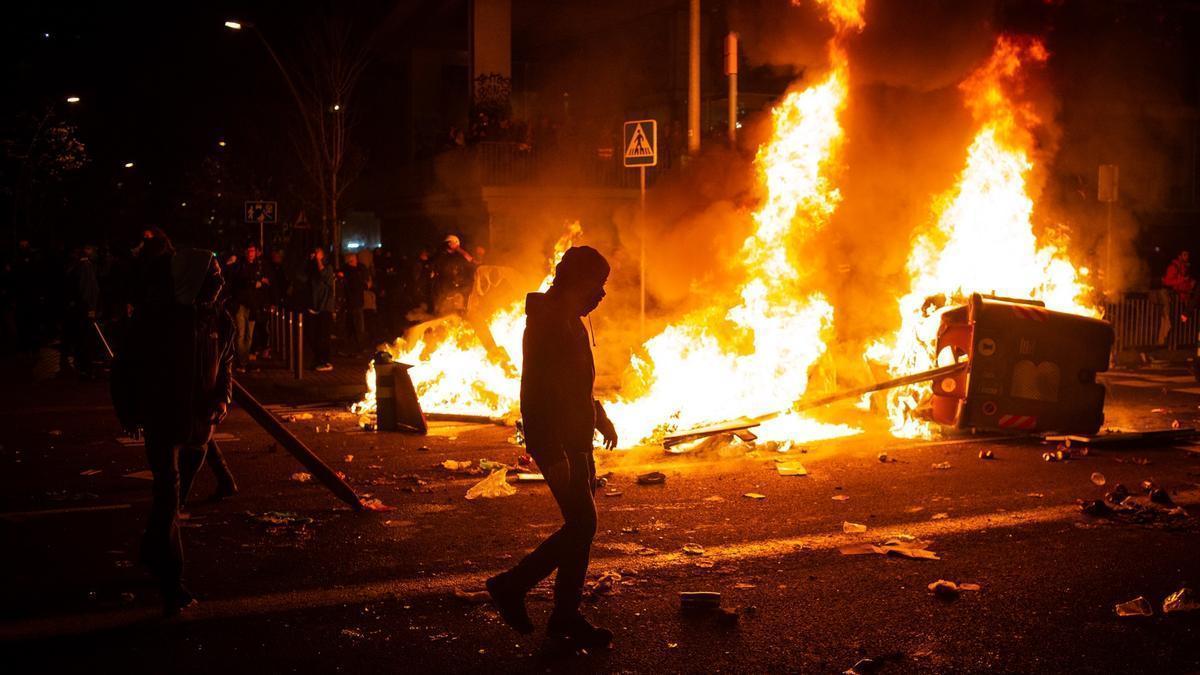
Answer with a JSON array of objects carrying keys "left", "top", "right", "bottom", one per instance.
[
  {"left": 1105, "top": 291, "right": 1199, "bottom": 353},
  {"left": 265, "top": 307, "right": 304, "bottom": 379}
]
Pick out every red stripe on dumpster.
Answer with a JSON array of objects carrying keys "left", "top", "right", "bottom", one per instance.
[
  {"left": 998, "top": 414, "right": 1038, "bottom": 430},
  {"left": 1011, "top": 306, "right": 1048, "bottom": 322}
]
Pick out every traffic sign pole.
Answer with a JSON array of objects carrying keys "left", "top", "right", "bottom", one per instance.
[{"left": 640, "top": 165, "right": 646, "bottom": 337}]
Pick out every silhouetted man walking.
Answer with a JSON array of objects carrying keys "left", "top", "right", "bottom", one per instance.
[{"left": 487, "top": 246, "right": 618, "bottom": 649}]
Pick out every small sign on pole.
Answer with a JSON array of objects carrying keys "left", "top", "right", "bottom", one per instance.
[
  {"left": 623, "top": 120, "right": 657, "bottom": 168},
  {"left": 244, "top": 200, "right": 278, "bottom": 224}
]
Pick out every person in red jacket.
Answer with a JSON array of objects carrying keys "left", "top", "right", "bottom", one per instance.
[
  {"left": 1158, "top": 250, "right": 1196, "bottom": 347},
  {"left": 486, "top": 246, "right": 618, "bottom": 650}
]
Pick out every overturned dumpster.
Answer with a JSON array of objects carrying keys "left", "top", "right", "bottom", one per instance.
[{"left": 930, "top": 294, "right": 1113, "bottom": 435}]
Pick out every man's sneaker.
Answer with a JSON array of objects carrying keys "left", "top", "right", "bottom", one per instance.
[
  {"left": 486, "top": 574, "right": 533, "bottom": 634},
  {"left": 547, "top": 612, "right": 613, "bottom": 650},
  {"left": 162, "top": 584, "right": 197, "bottom": 617},
  {"left": 314, "top": 363, "right": 333, "bottom": 372}
]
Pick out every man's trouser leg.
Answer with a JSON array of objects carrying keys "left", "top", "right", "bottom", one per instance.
[
  {"left": 503, "top": 451, "right": 597, "bottom": 616},
  {"left": 142, "top": 433, "right": 184, "bottom": 591},
  {"left": 235, "top": 305, "right": 252, "bottom": 363},
  {"left": 206, "top": 440, "right": 236, "bottom": 489}
]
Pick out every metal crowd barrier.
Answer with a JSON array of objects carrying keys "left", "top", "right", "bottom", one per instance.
[
  {"left": 265, "top": 307, "right": 304, "bottom": 379},
  {"left": 1104, "top": 292, "right": 1200, "bottom": 353}
]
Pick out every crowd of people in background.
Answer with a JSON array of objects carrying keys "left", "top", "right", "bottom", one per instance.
[{"left": 0, "top": 230, "right": 491, "bottom": 377}]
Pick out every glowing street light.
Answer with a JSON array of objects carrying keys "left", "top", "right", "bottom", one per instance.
[
  {"left": 224, "top": 20, "right": 243, "bottom": 30},
  {"left": 65, "top": 96, "right": 80, "bottom": 104},
  {"left": 123, "top": 161, "right": 135, "bottom": 169},
  {"left": 217, "top": 139, "right": 227, "bottom": 147}
]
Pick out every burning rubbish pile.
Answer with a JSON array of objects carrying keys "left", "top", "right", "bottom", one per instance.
[{"left": 356, "top": 1, "right": 1107, "bottom": 449}]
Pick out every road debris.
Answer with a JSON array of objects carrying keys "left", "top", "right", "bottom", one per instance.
[
  {"left": 1163, "top": 587, "right": 1200, "bottom": 614},
  {"left": 637, "top": 471, "right": 666, "bottom": 485},
  {"left": 927, "top": 579, "right": 981, "bottom": 600},
  {"left": 1090, "top": 472, "right": 1106, "bottom": 486},
  {"left": 743, "top": 493, "right": 767, "bottom": 500},
  {"left": 877, "top": 452, "right": 892, "bottom": 463},
  {"left": 931, "top": 512, "right": 949, "bottom": 520},
  {"left": 249, "top": 511, "right": 313, "bottom": 527},
  {"left": 418, "top": 445, "right": 430, "bottom": 452},
  {"left": 465, "top": 469, "right": 516, "bottom": 500},
  {"left": 682, "top": 543, "right": 705, "bottom": 555},
  {"left": 588, "top": 571, "right": 622, "bottom": 598},
  {"left": 453, "top": 588, "right": 490, "bottom": 603},
  {"left": 776, "top": 463, "right": 808, "bottom": 476},
  {"left": 844, "top": 657, "right": 881, "bottom": 675},
  {"left": 79, "top": 469, "right": 101, "bottom": 476},
  {"left": 978, "top": 449, "right": 995, "bottom": 460},
  {"left": 1114, "top": 596, "right": 1154, "bottom": 617},
  {"left": 932, "top": 462, "right": 952, "bottom": 470},
  {"left": 343, "top": 454, "right": 354, "bottom": 462},
  {"left": 1026, "top": 492, "right": 1044, "bottom": 498},
  {"left": 604, "top": 490, "right": 623, "bottom": 498},
  {"left": 442, "top": 459, "right": 473, "bottom": 472},
  {"left": 842, "top": 522, "right": 868, "bottom": 533},
  {"left": 284, "top": 413, "right": 314, "bottom": 422},
  {"left": 679, "top": 591, "right": 722, "bottom": 611},
  {"left": 832, "top": 494, "right": 850, "bottom": 501},
  {"left": 516, "top": 473, "right": 544, "bottom": 482},
  {"left": 840, "top": 536, "right": 940, "bottom": 560},
  {"left": 290, "top": 472, "right": 312, "bottom": 483},
  {"left": 360, "top": 497, "right": 393, "bottom": 512}
]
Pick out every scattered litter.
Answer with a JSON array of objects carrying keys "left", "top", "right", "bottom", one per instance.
[
  {"left": 637, "top": 471, "right": 666, "bottom": 485},
  {"left": 844, "top": 657, "right": 881, "bottom": 675},
  {"left": 840, "top": 536, "right": 940, "bottom": 560},
  {"left": 516, "top": 473, "right": 544, "bottom": 482},
  {"left": 123, "top": 470, "right": 154, "bottom": 481},
  {"left": 931, "top": 512, "right": 949, "bottom": 520},
  {"left": 465, "top": 469, "right": 516, "bottom": 500},
  {"left": 733, "top": 583, "right": 756, "bottom": 590},
  {"left": 479, "top": 459, "right": 507, "bottom": 472},
  {"left": 679, "top": 591, "right": 722, "bottom": 611},
  {"left": 284, "top": 413, "right": 314, "bottom": 422},
  {"left": 694, "top": 559, "right": 715, "bottom": 569},
  {"left": 1090, "top": 472, "right": 1106, "bottom": 486},
  {"left": 877, "top": 452, "right": 891, "bottom": 463},
  {"left": 842, "top": 522, "right": 868, "bottom": 534},
  {"left": 49, "top": 430, "right": 63, "bottom": 437},
  {"left": 442, "top": 459, "right": 473, "bottom": 472},
  {"left": 743, "top": 493, "right": 767, "bottom": 500},
  {"left": 1115, "top": 596, "right": 1154, "bottom": 617},
  {"left": 832, "top": 494, "right": 850, "bottom": 501},
  {"left": 79, "top": 469, "right": 101, "bottom": 476},
  {"left": 250, "top": 511, "right": 312, "bottom": 526},
  {"left": 932, "top": 462, "right": 952, "bottom": 470},
  {"left": 453, "top": 588, "right": 490, "bottom": 603},
  {"left": 703, "top": 495, "right": 724, "bottom": 502},
  {"left": 589, "top": 571, "right": 622, "bottom": 598},
  {"left": 682, "top": 543, "right": 705, "bottom": 555},
  {"left": 604, "top": 490, "right": 623, "bottom": 497},
  {"left": 417, "top": 445, "right": 430, "bottom": 452},
  {"left": 1172, "top": 419, "right": 1182, "bottom": 429},
  {"left": 978, "top": 449, "right": 994, "bottom": 460},
  {"left": 1026, "top": 492, "right": 1044, "bottom": 498},
  {"left": 360, "top": 497, "right": 393, "bottom": 512},
  {"left": 1163, "top": 587, "right": 1200, "bottom": 614},
  {"left": 290, "top": 472, "right": 312, "bottom": 483},
  {"left": 928, "top": 579, "right": 981, "bottom": 600},
  {"left": 776, "top": 463, "right": 807, "bottom": 476},
  {"left": 344, "top": 454, "right": 354, "bottom": 463}
]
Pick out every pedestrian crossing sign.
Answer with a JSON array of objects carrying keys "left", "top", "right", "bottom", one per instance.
[{"left": 623, "top": 119, "right": 657, "bottom": 168}]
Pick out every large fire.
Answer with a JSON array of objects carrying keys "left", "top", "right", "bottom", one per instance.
[
  {"left": 865, "top": 36, "right": 1095, "bottom": 438},
  {"left": 354, "top": 222, "right": 582, "bottom": 422},
  {"left": 356, "top": 5, "right": 1099, "bottom": 448},
  {"left": 603, "top": 44, "right": 862, "bottom": 447}
]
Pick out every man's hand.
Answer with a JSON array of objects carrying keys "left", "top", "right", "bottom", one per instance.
[
  {"left": 210, "top": 402, "right": 229, "bottom": 425},
  {"left": 596, "top": 415, "right": 618, "bottom": 450}
]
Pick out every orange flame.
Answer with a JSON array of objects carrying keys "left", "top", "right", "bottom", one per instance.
[
  {"left": 603, "top": 6, "right": 865, "bottom": 447},
  {"left": 867, "top": 36, "right": 1095, "bottom": 438}
]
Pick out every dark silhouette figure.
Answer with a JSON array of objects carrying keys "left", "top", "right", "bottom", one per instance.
[
  {"left": 487, "top": 246, "right": 618, "bottom": 650},
  {"left": 111, "top": 231, "right": 235, "bottom": 615}
]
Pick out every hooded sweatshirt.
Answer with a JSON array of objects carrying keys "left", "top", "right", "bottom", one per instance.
[{"left": 520, "top": 288, "right": 604, "bottom": 463}]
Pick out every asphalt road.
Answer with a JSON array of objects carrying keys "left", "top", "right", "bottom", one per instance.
[{"left": 3, "top": 354, "right": 1200, "bottom": 673}]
